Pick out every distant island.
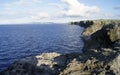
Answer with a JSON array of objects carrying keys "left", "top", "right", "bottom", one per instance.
[{"left": 0, "top": 19, "right": 120, "bottom": 75}]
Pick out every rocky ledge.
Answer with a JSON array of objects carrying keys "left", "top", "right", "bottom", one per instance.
[{"left": 0, "top": 20, "right": 120, "bottom": 75}]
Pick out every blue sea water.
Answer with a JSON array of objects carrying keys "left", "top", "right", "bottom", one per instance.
[{"left": 0, "top": 23, "right": 84, "bottom": 71}]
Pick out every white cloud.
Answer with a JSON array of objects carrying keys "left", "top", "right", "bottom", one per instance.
[
  {"left": 48, "top": 3, "right": 63, "bottom": 10},
  {"left": 0, "top": 0, "right": 50, "bottom": 22},
  {"left": 12, "top": 0, "right": 42, "bottom": 6},
  {"left": 61, "top": 0, "right": 100, "bottom": 17},
  {"left": 0, "top": 0, "right": 119, "bottom": 24},
  {"left": 103, "top": 13, "right": 120, "bottom": 19},
  {"left": 0, "top": 17, "right": 33, "bottom": 24},
  {"left": 31, "top": 12, "right": 50, "bottom": 20}
]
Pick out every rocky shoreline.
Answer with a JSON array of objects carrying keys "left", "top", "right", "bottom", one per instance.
[{"left": 0, "top": 20, "right": 120, "bottom": 75}]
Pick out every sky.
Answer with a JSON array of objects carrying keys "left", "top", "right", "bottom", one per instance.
[{"left": 0, "top": 0, "right": 120, "bottom": 24}]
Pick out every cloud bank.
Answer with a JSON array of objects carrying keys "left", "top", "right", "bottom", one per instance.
[
  {"left": 0, "top": 0, "right": 119, "bottom": 24},
  {"left": 61, "top": 0, "right": 100, "bottom": 17}
]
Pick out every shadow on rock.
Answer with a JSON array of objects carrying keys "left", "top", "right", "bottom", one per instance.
[{"left": 0, "top": 52, "right": 82, "bottom": 75}]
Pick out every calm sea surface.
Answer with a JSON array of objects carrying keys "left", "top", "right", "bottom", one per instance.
[{"left": 0, "top": 23, "right": 84, "bottom": 71}]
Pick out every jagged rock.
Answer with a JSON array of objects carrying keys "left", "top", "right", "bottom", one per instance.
[
  {"left": 70, "top": 20, "right": 120, "bottom": 75},
  {"left": 0, "top": 52, "right": 82, "bottom": 75},
  {"left": 108, "top": 54, "right": 120, "bottom": 75},
  {"left": 81, "top": 20, "right": 120, "bottom": 51},
  {"left": 108, "top": 25, "right": 120, "bottom": 42},
  {"left": 60, "top": 59, "right": 84, "bottom": 75},
  {"left": 0, "top": 52, "right": 61, "bottom": 75},
  {"left": 1, "top": 20, "right": 120, "bottom": 75}
]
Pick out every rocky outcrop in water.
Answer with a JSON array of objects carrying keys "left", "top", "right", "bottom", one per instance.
[
  {"left": 0, "top": 52, "right": 82, "bottom": 75},
  {"left": 0, "top": 20, "right": 120, "bottom": 75}
]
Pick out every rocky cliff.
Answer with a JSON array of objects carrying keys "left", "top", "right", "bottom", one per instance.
[
  {"left": 0, "top": 20, "right": 120, "bottom": 75},
  {"left": 70, "top": 20, "right": 120, "bottom": 75}
]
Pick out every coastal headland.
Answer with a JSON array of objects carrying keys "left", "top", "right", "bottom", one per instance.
[{"left": 0, "top": 20, "right": 120, "bottom": 75}]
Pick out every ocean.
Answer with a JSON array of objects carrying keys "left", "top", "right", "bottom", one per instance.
[{"left": 0, "top": 23, "right": 84, "bottom": 71}]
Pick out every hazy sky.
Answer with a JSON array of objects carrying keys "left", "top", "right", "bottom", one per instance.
[{"left": 0, "top": 0, "right": 120, "bottom": 24}]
